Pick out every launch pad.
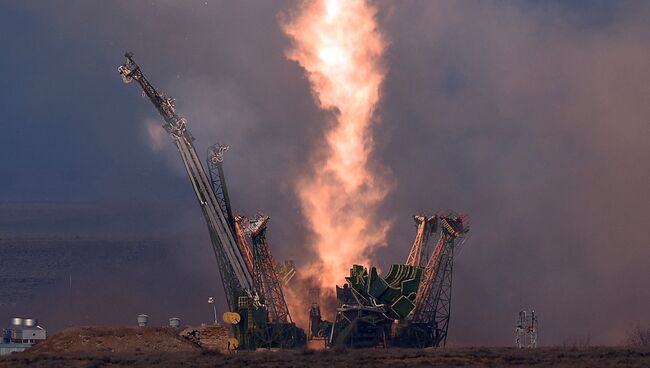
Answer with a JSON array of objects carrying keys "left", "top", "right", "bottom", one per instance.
[{"left": 118, "top": 53, "right": 469, "bottom": 350}]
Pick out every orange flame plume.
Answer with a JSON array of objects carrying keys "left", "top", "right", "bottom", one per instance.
[{"left": 282, "top": 0, "right": 390, "bottom": 294}]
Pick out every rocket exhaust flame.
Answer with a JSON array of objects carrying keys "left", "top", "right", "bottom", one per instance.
[{"left": 282, "top": 0, "right": 390, "bottom": 295}]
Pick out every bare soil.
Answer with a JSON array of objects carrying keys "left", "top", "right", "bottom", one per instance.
[
  {"left": 2, "top": 346, "right": 648, "bottom": 367},
  {"left": 4, "top": 326, "right": 648, "bottom": 367},
  {"left": 27, "top": 326, "right": 200, "bottom": 354}
]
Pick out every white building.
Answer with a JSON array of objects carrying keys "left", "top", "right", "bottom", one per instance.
[{"left": 0, "top": 318, "right": 47, "bottom": 355}]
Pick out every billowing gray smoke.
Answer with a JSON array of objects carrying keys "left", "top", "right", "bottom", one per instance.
[{"left": 1, "top": 1, "right": 648, "bottom": 346}]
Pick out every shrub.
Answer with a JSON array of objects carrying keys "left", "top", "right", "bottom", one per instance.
[{"left": 625, "top": 323, "right": 650, "bottom": 347}]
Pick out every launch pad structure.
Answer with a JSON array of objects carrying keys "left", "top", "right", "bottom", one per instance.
[
  {"left": 117, "top": 53, "right": 469, "bottom": 350},
  {"left": 325, "top": 214, "right": 468, "bottom": 348},
  {"left": 118, "top": 53, "right": 304, "bottom": 350}
]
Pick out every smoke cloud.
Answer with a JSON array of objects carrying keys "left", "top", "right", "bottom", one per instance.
[{"left": 1, "top": 0, "right": 649, "bottom": 346}]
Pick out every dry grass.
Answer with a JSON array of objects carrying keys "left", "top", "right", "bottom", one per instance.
[
  {"left": 4, "top": 326, "right": 648, "bottom": 367},
  {"left": 1, "top": 347, "right": 648, "bottom": 368},
  {"left": 626, "top": 323, "right": 650, "bottom": 347}
]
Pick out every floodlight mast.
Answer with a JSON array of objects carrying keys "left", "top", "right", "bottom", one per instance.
[{"left": 117, "top": 53, "right": 256, "bottom": 304}]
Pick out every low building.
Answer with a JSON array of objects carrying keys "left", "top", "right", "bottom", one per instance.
[{"left": 0, "top": 317, "right": 47, "bottom": 355}]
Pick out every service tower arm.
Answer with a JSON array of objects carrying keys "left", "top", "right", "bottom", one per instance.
[
  {"left": 207, "top": 143, "right": 236, "bottom": 232},
  {"left": 405, "top": 214, "right": 438, "bottom": 268},
  {"left": 410, "top": 216, "right": 468, "bottom": 346},
  {"left": 117, "top": 53, "right": 256, "bottom": 302},
  {"left": 246, "top": 214, "right": 293, "bottom": 324}
]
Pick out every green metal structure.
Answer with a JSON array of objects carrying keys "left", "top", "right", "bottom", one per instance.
[
  {"left": 330, "top": 264, "right": 424, "bottom": 347},
  {"left": 329, "top": 214, "right": 468, "bottom": 348},
  {"left": 233, "top": 295, "right": 306, "bottom": 349}
]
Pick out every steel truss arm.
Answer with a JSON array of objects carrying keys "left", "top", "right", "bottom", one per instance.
[
  {"left": 246, "top": 214, "right": 292, "bottom": 323},
  {"left": 207, "top": 143, "right": 235, "bottom": 232},
  {"left": 118, "top": 53, "right": 255, "bottom": 298},
  {"left": 410, "top": 216, "right": 467, "bottom": 346},
  {"left": 405, "top": 215, "right": 437, "bottom": 268}
]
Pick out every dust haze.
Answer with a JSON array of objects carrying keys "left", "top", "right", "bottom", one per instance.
[{"left": 0, "top": 0, "right": 648, "bottom": 346}]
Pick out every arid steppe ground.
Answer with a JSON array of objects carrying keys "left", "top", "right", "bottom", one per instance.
[
  {"left": 2, "top": 326, "right": 649, "bottom": 367},
  {"left": 2, "top": 347, "right": 649, "bottom": 368}
]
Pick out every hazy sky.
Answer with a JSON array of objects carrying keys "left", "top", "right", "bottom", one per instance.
[{"left": 1, "top": 0, "right": 649, "bottom": 346}]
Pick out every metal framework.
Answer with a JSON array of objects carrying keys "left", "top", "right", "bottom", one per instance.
[
  {"left": 405, "top": 214, "right": 438, "bottom": 268},
  {"left": 275, "top": 260, "right": 297, "bottom": 286},
  {"left": 329, "top": 305, "right": 390, "bottom": 348},
  {"left": 233, "top": 215, "right": 256, "bottom": 279},
  {"left": 205, "top": 147, "right": 256, "bottom": 286},
  {"left": 118, "top": 53, "right": 305, "bottom": 350},
  {"left": 117, "top": 53, "right": 256, "bottom": 311},
  {"left": 246, "top": 214, "right": 292, "bottom": 324},
  {"left": 117, "top": 52, "right": 469, "bottom": 350},
  {"left": 329, "top": 263, "right": 422, "bottom": 348},
  {"left": 409, "top": 216, "right": 467, "bottom": 347},
  {"left": 516, "top": 309, "right": 538, "bottom": 348},
  {"left": 325, "top": 214, "right": 468, "bottom": 349},
  {"left": 207, "top": 143, "right": 235, "bottom": 232}
]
